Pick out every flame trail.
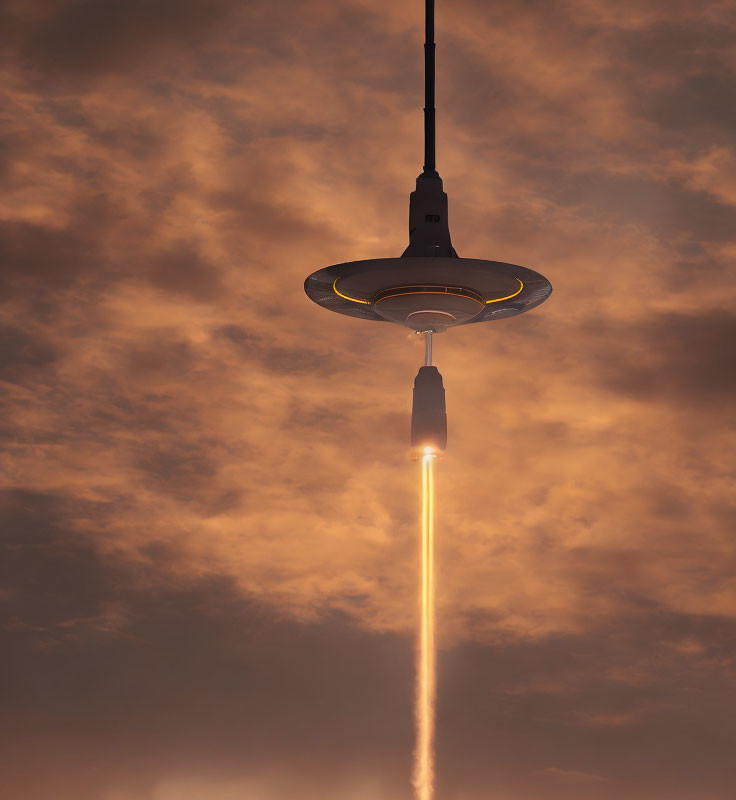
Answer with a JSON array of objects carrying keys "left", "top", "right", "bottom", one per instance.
[{"left": 414, "top": 450, "right": 436, "bottom": 800}]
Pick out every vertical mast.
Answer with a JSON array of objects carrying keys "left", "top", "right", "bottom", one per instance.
[
  {"left": 423, "top": 0, "right": 437, "bottom": 176},
  {"left": 403, "top": 0, "right": 456, "bottom": 258}
]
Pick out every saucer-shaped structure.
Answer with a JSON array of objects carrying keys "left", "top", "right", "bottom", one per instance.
[
  {"left": 304, "top": 0, "right": 552, "bottom": 334},
  {"left": 304, "top": 256, "right": 552, "bottom": 332}
]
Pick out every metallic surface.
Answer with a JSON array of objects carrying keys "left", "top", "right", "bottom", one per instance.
[
  {"left": 411, "top": 366, "right": 447, "bottom": 455},
  {"left": 423, "top": 0, "right": 436, "bottom": 176},
  {"left": 305, "top": 256, "right": 551, "bottom": 330}
]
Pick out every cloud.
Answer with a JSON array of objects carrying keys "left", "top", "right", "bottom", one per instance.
[
  {"left": 4, "top": 490, "right": 736, "bottom": 800},
  {"left": 594, "top": 310, "right": 736, "bottom": 404},
  {"left": 15, "top": 0, "right": 237, "bottom": 78},
  {"left": 2, "top": 0, "right": 736, "bottom": 796},
  {"left": 0, "top": 489, "right": 413, "bottom": 800},
  {"left": 539, "top": 766, "right": 607, "bottom": 784},
  {"left": 0, "top": 322, "right": 58, "bottom": 382}
]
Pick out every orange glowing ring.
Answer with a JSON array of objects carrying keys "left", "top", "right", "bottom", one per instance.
[
  {"left": 485, "top": 278, "right": 523, "bottom": 304},
  {"left": 331, "top": 275, "right": 526, "bottom": 308},
  {"left": 373, "top": 284, "right": 484, "bottom": 304},
  {"left": 332, "top": 278, "right": 371, "bottom": 305}
]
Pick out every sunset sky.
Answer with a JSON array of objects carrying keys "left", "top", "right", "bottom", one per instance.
[{"left": 2, "top": 0, "right": 736, "bottom": 798}]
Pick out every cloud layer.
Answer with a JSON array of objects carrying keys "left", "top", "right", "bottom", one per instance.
[{"left": 2, "top": 0, "right": 735, "bottom": 797}]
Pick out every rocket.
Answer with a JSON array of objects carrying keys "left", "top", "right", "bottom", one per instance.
[
  {"left": 304, "top": 0, "right": 551, "bottom": 458},
  {"left": 411, "top": 365, "right": 447, "bottom": 458}
]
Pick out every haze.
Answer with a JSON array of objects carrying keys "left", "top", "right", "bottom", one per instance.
[{"left": 2, "top": 1, "right": 735, "bottom": 798}]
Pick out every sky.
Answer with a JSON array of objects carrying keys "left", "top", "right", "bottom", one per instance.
[{"left": 1, "top": 0, "right": 735, "bottom": 798}]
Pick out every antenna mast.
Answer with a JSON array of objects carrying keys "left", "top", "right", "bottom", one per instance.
[{"left": 423, "top": 0, "right": 437, "bottom": 176}]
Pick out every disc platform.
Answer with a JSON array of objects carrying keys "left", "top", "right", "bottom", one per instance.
[{"left": 304, "top": 256, "right": 552, "bottom": 332}]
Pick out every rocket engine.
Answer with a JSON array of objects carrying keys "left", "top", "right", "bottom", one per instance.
[{"left": 411, "top": 365, "right": 447, "bottom": 458}]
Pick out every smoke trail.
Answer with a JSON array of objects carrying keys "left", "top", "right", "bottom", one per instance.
[{"left": 414, "top": 450, "right": 436, "bottom": 800}]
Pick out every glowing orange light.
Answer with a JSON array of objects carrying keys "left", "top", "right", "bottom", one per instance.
[
  {"left": 333, "top": 277, "right": 523, "bottom": 307},
  {"left": 414, "top": 451, "right": 436, "bottom": 800},
  {"left": 485, "top": 277, "right": 523, "bottom": 303},
  {"left": 373, "top": 284, "right": 484, "bottom": 303},
  {"left": 332, "top": 278, "right": 371, "bottom": 304},
  {"left": 376, "top": 289, "right": 483, "bottom": 303}
]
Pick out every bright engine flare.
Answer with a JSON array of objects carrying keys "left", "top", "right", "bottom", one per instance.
[{"left": 414, "top": 449, "right": 436, "bottom": 800}]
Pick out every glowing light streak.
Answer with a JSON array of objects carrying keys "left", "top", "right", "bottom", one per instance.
[
  {"left": 332, "top": 278, "right": 371, "bottom": 304},
  {"left": 414, "top": 449, "right": 436, "bottom": 800},
  {"left": 376, "top": 290, "right": 483, "bottom": 303},
  {"left": 485, "top": 278, "right": 523, "bottom": 303}
]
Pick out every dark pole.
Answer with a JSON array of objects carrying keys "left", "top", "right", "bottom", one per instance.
[{"left": 423, "top": 0, "right": 436, "bottom": 175}]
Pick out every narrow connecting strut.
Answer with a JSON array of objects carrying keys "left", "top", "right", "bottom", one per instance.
[{"left": 424, "top": 331, "right": 433, "bottom": 366}]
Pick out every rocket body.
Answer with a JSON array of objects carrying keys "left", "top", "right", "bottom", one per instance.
[{"left": 411, "top": 366, "right": 447, "bottom": 457}]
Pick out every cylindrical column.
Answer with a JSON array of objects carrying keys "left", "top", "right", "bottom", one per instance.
[
  {"left": 423, "top": 0, "right": 436, "bottom": 174},
  {"left": 411, "top": 365, "right": 447, "bottom": 456}
]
